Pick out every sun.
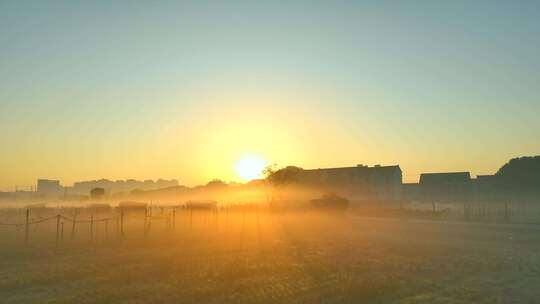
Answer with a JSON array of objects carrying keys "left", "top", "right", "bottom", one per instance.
[{"left": 235, "top": 154, "right": 267, "bottom": 181}]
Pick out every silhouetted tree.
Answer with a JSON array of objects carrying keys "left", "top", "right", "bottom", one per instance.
[
  {"left": 263, "top": 164, "right": 277, "bottom": 181},
  {"left": 495, "top": 156, "right": 540, "bottom": 191},
  {"left": 206, "top": 179, "right": 227, "bottom": 188},
  {"left": 267, "top": 166, "right": 304, "bottom": 186}
]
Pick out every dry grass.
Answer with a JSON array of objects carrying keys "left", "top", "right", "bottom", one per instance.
[{"left": 1, "top": 209, "right": 539, "bottom": 303}]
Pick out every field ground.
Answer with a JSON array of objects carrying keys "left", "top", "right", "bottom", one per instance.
[{"left": 1, "top": 210, "right": 540, "bottom": 303}]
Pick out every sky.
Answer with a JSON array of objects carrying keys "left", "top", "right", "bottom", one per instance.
[{"left": 1, "top": 1, "right": 539, "bottom": 189}]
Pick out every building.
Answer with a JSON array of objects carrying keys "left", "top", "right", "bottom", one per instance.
[
  {"left": 301, "top": 164, "right": 400, "bottom": 184},
  {"left": 90, "top": 187, "right": 106, "bottom": 199},
  {"left": 295, "top": 164, "right": 403, "bottom": 201},
  {"left": 418, "top": 172, "right": 471, "bottom": 203},
  {"left": 67, "top": 179, "right": 179, "bottom": 195},
  {"left": 419, "top": 172, "right": 471, "bottom": 185},
  {"left": 36, "top": 179, "right": 62, "bottom": 197}
]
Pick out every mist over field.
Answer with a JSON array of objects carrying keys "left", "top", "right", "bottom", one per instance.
[
  {"left": 2, "top": 204, "right": 540, "bottom": 303},
  {"left": 2, "top": 0, "right": 540, "bottom": 303},
  {"left": 2, "top": 157, "right": 540, "bottom": 302}
]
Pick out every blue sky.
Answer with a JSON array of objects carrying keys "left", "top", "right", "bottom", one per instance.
[{"left": 1, "top": 1, "right": 539, "bottom": 188}]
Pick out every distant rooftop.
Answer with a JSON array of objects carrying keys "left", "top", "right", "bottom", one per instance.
[
  {"left": 419, "top": 172, "right": 471, "bottom": 185},
  {"left": 306, "top": 164, "right": 401, "bottom": 172}
]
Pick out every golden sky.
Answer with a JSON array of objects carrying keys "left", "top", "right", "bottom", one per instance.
[{"left": 1, "top": 1, "right": 539, "bottom": 189}]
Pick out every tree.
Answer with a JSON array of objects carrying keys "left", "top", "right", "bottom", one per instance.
[
  {"left": 266, "top": 166, "right": 304, "bottom": 186},
  {"left": 496, "top": 156, "right": 540, "bottom": 190},
  {"left": 263, "top": 164, "right": 278, "bottom": 181},
  {"left": 206, "top": 179, "right": 227, "bottom": 187}
]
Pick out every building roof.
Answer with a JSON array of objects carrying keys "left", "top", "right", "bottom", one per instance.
[
  {"left": 419, "top": 172, "right": 471, "bottom": 185},
  {"left": 306, "top": 165, "right": 401, "bottom": 174},
  {"left": 301, "top": 165, "right": 401, "bottom": 181}
]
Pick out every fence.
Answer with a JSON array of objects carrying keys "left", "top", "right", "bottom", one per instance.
[
  {"left": 0, "top": 205, "right": 264, "bottom": 247},
  {"left": 0, "top": 208, "right": 125, "bottom": 246},
  {"left": 2, "top": 201, "right": 540, "bottom": 247}
]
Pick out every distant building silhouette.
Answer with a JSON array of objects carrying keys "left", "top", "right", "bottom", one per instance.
[
  {"left": 90, "top": 187, "right": 105, "bottom": 199},
  {"left": 270, "top": 164, "right": 402, "bottom": 201},
  {"left": 65, "top": 179, "right": 179, "bottom": 195},
  {"left": 300, "top": 164, "right": 402, "bottom": 189},
  {"left": 418, "top": 172, "right": 471, "bottom": 203},
  {"left": 475, "top": 174, "right": 496, "bottom": 182},
  {"left": 419, "top": 172, "right": 471, "bottom": 185},
  {"left": 36, "top": 179, "right": 62, "bottom": 197}
]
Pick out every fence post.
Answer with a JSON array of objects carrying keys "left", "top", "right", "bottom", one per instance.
[
  {"left": 56, "top": 214, "right": 60, "bottom": 248},
  {"left": 24, "top": 209, "right": 30, "bottom": 246},
  {"left": 147, "top": 210, "right": 152, "bottom": 234},
  {"left": 71, "top": 215, "right": 77, "bottom": 240},
  {"left": 120, "top": 209, "right": 124, "bottom": 236},
  {"left": 90, "top": 215, "right": 94, "bottom": 241},
  {"left": 116, "top": 215, "right": 119, "bottom": 238},
  {"left": 61, "top": 222, "right": 64, "bottom": 242}
]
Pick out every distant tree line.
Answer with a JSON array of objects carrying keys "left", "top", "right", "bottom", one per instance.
[{"left": 495, "top": 156, "right": 540, "bottom": 191}]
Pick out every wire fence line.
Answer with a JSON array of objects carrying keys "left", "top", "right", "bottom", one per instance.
[
  {"left": 0, "top": 206, "right": 185, "bottom": 226},
  {"left": 0, "top": 209, "right": 123, "bottom": 246},
  {"left": 0, "top": 206, "right": 232, "bottom": 247},
  {"left": 5, "top": 202, "right": 538, "bottom": 248},
  {"left": 0, "top": 215, "right": 116, "bottom": 226},
  {"left": 0, "top": 215, "right": 59, "bottom": 227}
]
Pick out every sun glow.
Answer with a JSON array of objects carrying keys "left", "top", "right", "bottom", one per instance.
[{"left": 235, "top": 155, "right": 267, "bottom": 181}]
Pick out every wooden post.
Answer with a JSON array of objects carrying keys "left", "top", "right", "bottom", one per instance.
[
  {"left": 24, "top": 209, "right": 30, "bottom": 246},
  {"left": 120, "top": 209, "right": 124, "bottom": 236},
  {"left": 90, "top": 215, "right": 94, "bottom": 241},
  {"left": 116, "top": 215, "right": 120, "bottom": 237},
  {"left": 61, "top": 222, "right": 64, "bottom": 242},
  {"left": 71, "top": 215, "right": 77, "bottom": 240},
  {"left": 56, "top": 214, "right": 61, "bottom": 247}
]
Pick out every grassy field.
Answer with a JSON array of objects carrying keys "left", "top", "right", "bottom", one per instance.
[{"left": 1, "top": 209, "right": 540, "bottom": 303}]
